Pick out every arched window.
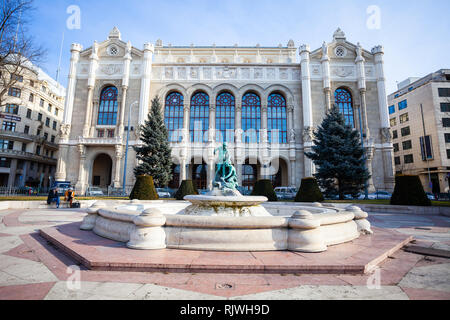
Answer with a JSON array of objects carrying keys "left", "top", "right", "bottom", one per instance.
[
  {"left": 267, "top": 93, "right": 288, "bottom": 143},
  {"left": 98, "top": 86, "right": 118, "bottom": 125},
  {"left": 216, "top": 92, "right": 235, "bottom": 143},
  {"left": 242, "top": 92, "right": 261, "bottom": 143},
  {"left": 190, "top": 92, "right": 209, "bottom": 142},
  {"left": 335, "top": 88, "right": 355, "bottom": 127},
  {"left": 193, "top": 162, "right": 208, "bottom": 190},
  {"left": 165, "top": 92, "right": 184, "bottom": 142},
  {"left": 242, "top": 160, "right": 258, "bottom": 191}
]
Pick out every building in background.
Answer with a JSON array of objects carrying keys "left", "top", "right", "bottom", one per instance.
[
  {"left": 0, "top": 63, "right": 65, "bottom": 189},
  {"left": 56, "top": 27, "right": 395, "bottom": 195},
  {"left": 388, "top": 69, "right": 450, "bottom": 195}
]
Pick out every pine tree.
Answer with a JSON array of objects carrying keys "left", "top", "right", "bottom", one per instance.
[
  {"left": 133, "top": 97, "right": 173, "bottom": 187},
  {"left": 305, "top": 106, "right": 370, "bottom": 200}
]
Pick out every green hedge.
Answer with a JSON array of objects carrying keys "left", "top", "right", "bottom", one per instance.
[
  {"left": 129, "top": 175, "right": 159, "bottom": 200},
  {"left": 295, "top": 177, "right": 324, "bottom": 203},
  {"left": 390, "top": 175, "right": 431, "bottom": 206},
  {"left": 251, "top": 180, "right": 278, "bottom": 202},
  {"left": 175, "top": 180, "right": 199, "bottom": 200}
]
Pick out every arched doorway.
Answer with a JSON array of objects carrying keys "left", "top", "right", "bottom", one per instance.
[
  {"left": 242, "top": 159, "right": 260, "bottom": 191},
  {"left": 269, "top": 158, "right": 289, "bottom": 188},
  {"left": 92, "top": 154, "right": 112, "bottom": 189},
  {"left": 168, "top": 164, "right": 180, "bottom": 189}
]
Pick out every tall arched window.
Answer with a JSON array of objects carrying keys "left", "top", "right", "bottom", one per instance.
[
  {"left": 216, "top": 92, "right": 235, "bottom": 143},
  {"left": 190, "top": 92, "right": 210, "bottom": 142},
  {"left": 267, "top": 93, "right": 288, "bottom": 143},
  {"left": 242, "top": 92, "right": 261, "bottom": 143},
  {"left": 98, "top": 86, "right": 118, "bottom": 125},
  {"left": 165, "top": 92, "right": 184, "bottom": 142},
  {"left": 335, "top": 88, "right": 355, "bottom": 127}
]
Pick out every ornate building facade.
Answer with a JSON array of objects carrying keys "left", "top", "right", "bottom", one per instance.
[{"left": 56, "top": 27, "right": 395, "bottom": 195}]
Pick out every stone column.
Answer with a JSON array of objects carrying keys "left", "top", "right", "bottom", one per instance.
[
  {"left": 119, "top": 41, "right": 132, "bottom": 138},
  {"left": 288, "top": 104, "right": 297, "bottom": 187},
  {"left": 356, "top": 43, "right": 370, "bottom": 139},
  {"left": 300, "top": 44, "right": 314, "bottom": 178},
  {"left": 372, "top": 45, "right": 395, "bottom": 190},
  {"left": 138, "top": 43, "right": 154, "bottom": 126},
  {"left": 209, "top": 103, "right": 216, "bottom": 142},
  {"left": 83, "top": 42, "right": 99, "bottom": 137},
  {"left": 113, "top": 145, "right": 123, "bottom": 188},
  {"left": 180, "top": 158, "right": 187, "bottom": 182},
  {"left": 56, "top": 43, "right": 82, "bottom": 182},
  {"left": 321, "top": 42, "right": 331, "bottom": 110},
  {"left": 75, "top": 145, "right": 86, "bottom": 194},
  {"left": 7, "top": 159, "right": 17, "bottom": 187}
]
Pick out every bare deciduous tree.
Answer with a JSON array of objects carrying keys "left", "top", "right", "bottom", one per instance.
[{"left": 0, "top": 0, "right": 46, "bottom": 107}]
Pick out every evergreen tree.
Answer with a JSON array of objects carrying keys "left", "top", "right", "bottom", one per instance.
[
  {"left": 305, "top": 106, "right": 370, "bottom": 200},
  {"left": 133, "top": 97, "right": 173, "bottom": 187}
]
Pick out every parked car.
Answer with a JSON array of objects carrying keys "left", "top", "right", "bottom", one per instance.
[
  {"left": 86, "top": 187, "right": 104, "bottom": 197},
  {"left": 51, "top": 181, "right": 72, "bottom": 196},
  {"left": 274, "top": 187, "right": 297, "bottom": 200},
  {"left": 367, "top": 191, "right": 392, "bottom": 200},
  {"left": 426, "top": 192, "right": 436, "bottom": 200},
  {"left": 156, "top": 188, "right": 171, "bottom": 198}
]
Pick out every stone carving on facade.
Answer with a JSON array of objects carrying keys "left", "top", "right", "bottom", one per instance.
[
  {"left": 380, "top": 128, "right": 392, "bottom": 144},
  {"left": 77, "top": 144, "right": 86, "bottom": 159},
  {"left": 254, "top": 68, "right": 263, "bottom": 79},
  {"left": 100, "top": 64, "right": 122, "bottom": 75},
  {"left": 190, "top": 67, "right": 199, "bottom": 79},
  {"left": 217, "top": 67, "right": 237, "bottom": 79},
  {"left": 178, "top": 67, "right": 187, "bottom": 79},
  {"left": 60, "top": 124, "right": 71, "bottom": 139},
  {"left": 80, "top": 64, "right": 89, "bottom": 74},
  {"left": 292, "top": 69, "right": 301, "bottom": 80},
  {"left": 241, "top": 68, "right": 250, "bottom": 79},
  {"left": 279, "top": 68, "right": 288, "bottom": 80},
  {"left": 165, "top": 67, "right": 174, "bottom": 79},
  {"left": 132, "top": 64, "right": 141, "bottom": 75},
  {"left": 311, "top": 65, "right": 321, "bottom": 76},
  {"left": 203, "top": 67, "right": 212, "bottom": 79},
  {"left": 289, "top": 129, "right": 296, "bottom": 143},
  {"left": 331, "top": 66, "right": 354, "bottom": 78},
  {"left": 303, "top": 127, "right": 314, "bottom": 143},
  {"left": 115, "top": 145, "right": 123, "bottom": 159},
  {"left": 267, "top": 68, "right": 275, "bottom": 79}
]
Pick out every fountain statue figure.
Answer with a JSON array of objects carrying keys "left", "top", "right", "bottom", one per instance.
[{"left": 213, "top": 143, "right": 239, "bottom": 191}]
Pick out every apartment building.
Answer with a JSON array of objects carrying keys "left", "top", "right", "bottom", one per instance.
[
  {"left": 388, "top": 69, "right": 450, "bottom": 194},
  {"left": 0, "top": 63, "right": 65, "bottom": 189}
]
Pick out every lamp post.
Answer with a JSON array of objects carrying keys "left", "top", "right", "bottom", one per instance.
[{"left": 122, "top": 101, "right": 139, "bottom": 195}]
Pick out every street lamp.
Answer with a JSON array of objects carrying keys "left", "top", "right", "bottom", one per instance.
[{"left": 122, "top": 101, "right": 139, "bottom": 195}]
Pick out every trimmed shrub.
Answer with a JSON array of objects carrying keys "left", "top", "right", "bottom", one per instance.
[
  {"left": 251, "top": 180, "right": 278, "bottom": 202},
  {"left": 390, "top": 175, "right": 431, "bottom": 206},
  {"left": 129, "top": 175, "right": 159, "bottom": 200},
  {"left": 295, "top": 177, "right": 324, "bottom": 203},
  {"left": 175, "top": 180, "right": 199, "bottom": 200}
]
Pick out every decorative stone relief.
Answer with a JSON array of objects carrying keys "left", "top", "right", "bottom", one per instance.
[
  {"left": 303, "top": 127, "right": 314, "bottom": 143},
  {"left": 217, "top": 67, "right": 237, "bottom": 79},
  {"left": 132, "top": 64, "right": 141, "bottom": 75},
  {"left": 100, "top": 64, "right": 122, "bottom": 76},
  {"left": 331, "top": 66, "right": 355, "bottom": 78},
  {"left": 311, "top": 65, "right": 321, "bottom": 76},
  {"left": 178, "top": 67, "right": 187, "bottom": 79},
  {"left": 165, "top": 67, "right": 174, "bottom": 79},
  {"left": 80, "top": 64, "right": 89, "bottom": 74},
  {"left": 254, "top": 68, "right": 263, "bottom": 79},
  {"left": 241, "top": 68, "right": 250, "bottom": 79},
  {"left": 380, "top": 128, "right": 392, "bottom": 144},
  {"left": 267, "top": 68, "right": 275, "bottom": 79},
  {"left": 279, "top": 68, "right": 288, "bottom": 80},
  {"left": 60, "top": 124, "right": 71, "bottom": 139},
  {"left": 365, "top": 66, "right": 374, "bottom": 77},
  {"left": 203, "top": 67, "right": 212, "bottom": 79},
  {"left": 292, "top": 69, "right": 301, "bottom": 80},
  {"left": 190, "top": 67, "right": 199, "bottom": 79}
]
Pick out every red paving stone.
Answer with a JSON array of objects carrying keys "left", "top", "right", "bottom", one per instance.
[
  {"left": 39, "top": 223, "right": 413, "bottom": 275},
  {"left": 400, "top": 287, "right": 450, "bottom": 300},
  {"left": 0, "top": 233, "right": 12, "bottom": 237},
  {"left": 2, "top": 210, "right": 27, "bottom": 227},
  {"left": 4, "top": 243, "right": 41, "bottom": 262},
  {"left": 0, "top": 282, "right": 56, "bottom": 300}
]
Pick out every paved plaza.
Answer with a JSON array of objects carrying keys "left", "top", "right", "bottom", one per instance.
[{"left": 0, "top": 207, "right": 449, "bottom": 300}]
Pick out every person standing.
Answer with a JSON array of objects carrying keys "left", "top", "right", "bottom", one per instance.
[{"left": 65, "top": 188, "right": 75, "bottom": 207}]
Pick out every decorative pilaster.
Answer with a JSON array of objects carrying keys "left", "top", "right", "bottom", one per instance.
[
  {"left": 114, "top": 145, "right": 123, "bottom": 188},
  {"left": 356, "top": 43, "right": 370, "bottom": 139},
  {"left": 300, "top": 44, "right": 314, "bottom": 178},
  {"left": 321, "top": 42, "right": 331, "bottom": 110},
  {"left": 75, "top": 145, "right": 86, "bottom": 194},
  {"left": 139, "top": 43, "right": 154, "bottom": 126},
  {"left": 209, "top": 104, "right": 216, "bottom": 142},
  {"left": 372, "top": 45, "right": 395, "bottom": 190},
  {"left": 83, "top": 42, "right": 99, "bottom": 137},
  {"left": 119, "top": 41, "right": 132, "bottom": 138},
  {"left": 62, "top": 43, "right": 82, "bottom": 129}
]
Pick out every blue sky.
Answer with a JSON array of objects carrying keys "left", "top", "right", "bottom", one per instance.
[{"left": 29, "top": 0, "right": 450, "bottom": 94}]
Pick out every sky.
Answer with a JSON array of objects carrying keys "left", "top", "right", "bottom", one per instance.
[{"left": 27, "top": 0, "right": 450, "bottom": 94}]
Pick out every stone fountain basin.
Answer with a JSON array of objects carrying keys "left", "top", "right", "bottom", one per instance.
[{"left": 81, "top": 201, "right": 371, "bottom": 253}]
